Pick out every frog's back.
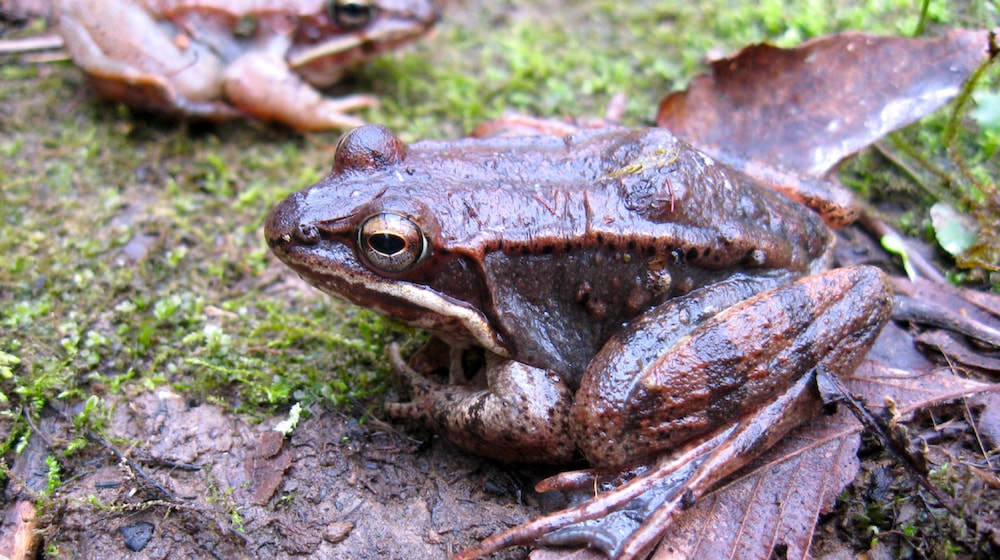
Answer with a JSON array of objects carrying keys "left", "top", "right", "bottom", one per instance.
[{"left": 403, "top": 127, "right": 832, "bottom": 276}]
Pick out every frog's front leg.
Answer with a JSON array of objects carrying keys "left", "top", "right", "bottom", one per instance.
[
  {"left": 222, "top": 52, "right": 376, "bottom": 131},
  {"left": 459, "top": 265, "right": 892, "bottom": 560},
  {"left": 385, "top": 345, "right": 577, "bottom": 464}
]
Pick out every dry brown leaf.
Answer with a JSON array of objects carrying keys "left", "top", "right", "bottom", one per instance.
[
  {"left": 975, "top": 393, "right": 1000, "bottom": 450},
  {"left": 651, "top": 408, "right": 860, "bottom": 559},
  {"left": 657, "top": 29, "right": 998, "bottom": 176},
  {"left": 245, "top": 430, "right": 293, "bottom": 506}
]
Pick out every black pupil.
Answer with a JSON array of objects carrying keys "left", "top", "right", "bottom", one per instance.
[
  {"left": 369, "top": 233, "right": 405, "bottom": 255},
  {"left": 335, "top": 2, "right": 373, "bottom": 25}
]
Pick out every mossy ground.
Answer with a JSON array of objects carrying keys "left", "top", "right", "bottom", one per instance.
[{"left": 0, "top": 1, "right": 997, "bottom": 558}]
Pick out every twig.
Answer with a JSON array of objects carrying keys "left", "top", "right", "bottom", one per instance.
[
  {"left": 0, "top": 34, "right": 63, "bottom": 54},
  {"left": 817, "top": 368, "right": 959, "bottom": 514},
  {"left": 20, "top": 405, "right": 46, "bottom": 444},
  {"left": 875, "top": 139, "right": 954, "bottom": 203},
  {"left": 963, "top": 398, "right": 994, "bottom": 471},
  {"left": 132, "top": 451, "right": 204, "bottom": 472},
  {"left": 893, "top": 295, "right": 1000, "bottom": 348},
  {"left": 84, "top": 430, "right": 178, "bottom": 501}
]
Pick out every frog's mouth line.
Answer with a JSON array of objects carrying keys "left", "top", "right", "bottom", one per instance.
[{"left": 278, "top": 243, "right": 510, "bottom": 358}]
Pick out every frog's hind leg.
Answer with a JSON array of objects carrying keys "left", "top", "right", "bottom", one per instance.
[
  {"left": 456, "top": 265, "right": 893, "bottom": 560},
  {"left": 454, "top": 369, "right": 820, "bottom": 560}
]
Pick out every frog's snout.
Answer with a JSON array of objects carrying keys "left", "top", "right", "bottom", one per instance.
[{"left": 265, "top": 191, "right": 319, "bottom": 250}]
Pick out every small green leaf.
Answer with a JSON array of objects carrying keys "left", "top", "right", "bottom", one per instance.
[
  {"left": 929, "top": 202, "right": 978, "bottom": 256},
  {"left": 880, "top": 234, "right": 916, "bottom": 280},
  {"left": 42, "top": 455, "right": 62, "bottom": 496},
  {"left": 971, "top": 91, "right": 1000, "bottom": 132},
  {"left": 0, "top": 350, "right": 19, "bottom": 378}
]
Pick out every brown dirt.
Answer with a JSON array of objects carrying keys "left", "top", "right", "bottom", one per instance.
[{"left": 30, "top": 391, "right": 555, "bottom": 559}]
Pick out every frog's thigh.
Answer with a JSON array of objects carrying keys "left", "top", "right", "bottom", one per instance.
[
  {"left": 57, "top": 11, "right": 170, "bottom": 88},
  {"left": 387, "top": 357, "right": 577, "bottom": 464},
  {"left": 573, "top": 265, "right": 892, "bottom": 467},
  {"left": 60, "top": 3, "right": 218, "bottom": 87},
  {"left": 59, "top": 4, "right": 231, "bottom": 117},
  {"left": 222, "top": 53, "right": 377, "bottom": 131}
]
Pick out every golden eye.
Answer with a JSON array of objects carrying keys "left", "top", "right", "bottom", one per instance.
[
  {"left": 358, "top": 213, "right": 428, "bottom": 273},
  {"left": 329, "top": 0, "right": 376, "bottom": 29}
]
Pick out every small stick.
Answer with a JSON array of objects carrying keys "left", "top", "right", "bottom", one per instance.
[
  {"left": 0, "top": 34, "right": 64, "bottom": 54},
  {"left": 85, "top": 430, "right": 178, "bottom": 501}
]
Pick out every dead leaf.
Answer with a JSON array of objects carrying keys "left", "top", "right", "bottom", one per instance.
[
  {"left": 245, "top": 430, "right": 292, "bottom": 506},
  {"left": 657, "top": 29, "right": 998, "bottom": 176},
  {"left": 651, "top": 408, "right": 860, "bottom": 559},
  {"left": 0, "top": 500, "right": 38, "bottom": 560},
  {"left": 890, "top": 275, "right": 1000, "bottom": 373},
  {"left": 974, "top": 393, "right": 1000, "bottom": 451},
  {"left": 916, "top": 330, "right": 1000, "bottom": 372}
]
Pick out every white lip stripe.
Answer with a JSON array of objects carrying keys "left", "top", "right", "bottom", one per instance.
[{"left": 310, "top": 261, "right": 509, "bottom": 357}]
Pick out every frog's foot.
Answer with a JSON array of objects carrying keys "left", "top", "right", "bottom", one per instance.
[
  {"left": 58, "top": 2, "right": 244, "bottom": 122},
  {"left": 455, "top": 369, "right": 820, "bottom": 560},
  {"left": 382, "top": 342, "right": 447, "bottom": 425},
  {"left": 223, "top": 52, "right": 374, "bottom": 131},
  {"left": 384, "top": 344, "right": 577, "bottom": 464}
]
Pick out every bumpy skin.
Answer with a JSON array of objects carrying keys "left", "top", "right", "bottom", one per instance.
[
  {"left": 265, "top": 124, "right": 893, "bottom": 556},
  {"left": 55, "top": 0, "right": 438, "bottom": 130}
]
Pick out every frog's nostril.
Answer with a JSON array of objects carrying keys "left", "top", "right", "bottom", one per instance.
[
  {"left": 295, "top": 222, "right": 320, "bottom": 244},
  {"left": 265, "top": 192, "right": 314, "bottom": 247}
]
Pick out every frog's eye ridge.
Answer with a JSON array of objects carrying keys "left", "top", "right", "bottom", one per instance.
[
  {"left": 330, "top": 0, "right": 377, "bottom": 29},
  {"left": 333, "top": 124, "right": 406, "bottom": 174},
  {"left": 358, "top": 213, "right": 428, "bottom": 273}
]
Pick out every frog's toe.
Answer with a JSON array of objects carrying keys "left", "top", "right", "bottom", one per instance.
[
  {"left": 383, "top": 400, "right": 424, "bottom": 421},
  {"left": 387, "top": 342, "right": 439, "bottom": 391},
  {"left": 542, "top": 511, "right": 644, "bottom": 558}
]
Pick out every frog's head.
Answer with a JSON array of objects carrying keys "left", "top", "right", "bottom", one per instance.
[
  {"left": 289, "top": 0, "right": 440, "bottom": 87},
  {"left": 265, "top": 124, "right": 509, "bottom": 357}
]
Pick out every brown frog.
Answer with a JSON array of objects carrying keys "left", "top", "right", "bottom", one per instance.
[
  {"left": 264, "top": 124, "right": 893, "bottom": 559},
  {"left": 55, "top": 0, "right": 438, "bottom": 130}
]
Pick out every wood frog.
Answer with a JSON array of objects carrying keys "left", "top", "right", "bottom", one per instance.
[
  {"left": 54, "top": 0, "right": 438, "bottom": 130},
  {"left": 264, "top": 124, "right": 893, "bottom": 558}
]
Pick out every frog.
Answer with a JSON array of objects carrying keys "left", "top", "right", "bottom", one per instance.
[
  {"left": 54, "top": 0, "right": 439, "bottom": 130},
  {"left": 264, "top": 123, "right": 893, "bottom": 559}
]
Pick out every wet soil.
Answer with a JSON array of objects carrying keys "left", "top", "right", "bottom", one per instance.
[{"left": 40, "top": 391, "right": 548, "bottom": 559}]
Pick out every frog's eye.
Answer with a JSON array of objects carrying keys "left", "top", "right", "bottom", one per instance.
[
  {"left": 358, "top": 213, "right": 428, "bottom": 273},
  {"left": 329, "top": 0, "right": 377, "bottom": 29}
]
